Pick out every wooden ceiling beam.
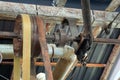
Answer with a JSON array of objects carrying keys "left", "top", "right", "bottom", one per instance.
[
  {"left": 52, "top": 0, "right": 67, "bottom": 7},
  {"left": 106, "top": 0, "right": 120, "bottom": 11},
  {"left": 0, "top": 1, "right": 120, "bottom": 28}
]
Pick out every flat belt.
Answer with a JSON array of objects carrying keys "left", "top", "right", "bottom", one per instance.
[{"left": 22, "top": 14, "right": 31, "bottom": 80}]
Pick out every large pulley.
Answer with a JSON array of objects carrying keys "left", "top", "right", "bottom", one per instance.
[{"left": 13, "top": 14, "right": 53, "bottom": 80}]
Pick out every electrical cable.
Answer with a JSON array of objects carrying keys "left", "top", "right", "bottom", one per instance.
[
  {"left": 0, "top": 74, "right": 9, "bottom": 80},
  {"left": 0, "top": 52, "right": 2, "bottom": 63}
]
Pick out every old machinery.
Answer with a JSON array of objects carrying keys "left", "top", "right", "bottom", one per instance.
[{"left": 0, "top": 0, "right": 120, "bottom": 80}]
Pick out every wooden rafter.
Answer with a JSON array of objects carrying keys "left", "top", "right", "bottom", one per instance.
[
  {"left": 106, "top": 0, "right": 120, "bottom": 11},
  {"left": 0, "top": 1, "right": 120, "bottom": 29}
]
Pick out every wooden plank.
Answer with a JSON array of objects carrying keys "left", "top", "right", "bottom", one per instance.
[
  {"left": 106, "top": 0, "right": 120, "bottom": 11},
  {"left": 46, "top": 0, "right": 67, "bottom": 33},
  {"left": 52, "top": 0, "right": 67, "bottom": 7},
  {"left": 0, "top": 1, "right": 120, "bottom": 25},
  {"left": 37, "top": 6, "right": 120, "bottom": 24}
]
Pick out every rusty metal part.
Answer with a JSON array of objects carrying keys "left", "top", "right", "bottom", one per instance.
[
  {"left": 13, "top": 14, "right": 38, "bottom": 80},
  {"left": 13, "top": 15, "right": 22, "bottom": 57},
  {"left": 0, "top": 61, "right": 106, "bottom": 67},
  {"left": 74, "top": 37, "right": 120, "bottom": 44},
  {"left": 73, "top": 37, "right": 120, "bottom": 44},
  {"left": 0, "top": 32, "right": 120, "bottom": 45},
  {"left": 30, "top": 16, "right": 41, "bottom": 57},
  {"left": 13, "top": 14, "right": 32, "bottom": 80},
  {"left": 100, "top": 36, "right": 120, "bottom": 80},
  {"left": 0, "top": 31, "right": 19, "bottom": 39},
  {"left": 53, "top": 29, "right": 71, "bottom": 46},
  {"left": 36, "top": 62, "right": 106, "bottom": 68},
  {"left": 36, "top": 16, "right": 53, "bottom": 80},
  {"left": 46, "top": 34, "right": 120, "bottom": 45},
  {"left": 76, "top": 63, "right": 106, "bottom": 67},
  {"left": 13, "top": 15, "right": 40, "bottom": 57},
  {"left": 93, "top": 38, "right": 120, "bottom": 44},
  {"left": 51, "top": 18, "right": 71, "bottom": 46},
  {"left": 74, "top": 0, "right": 93, "bottom": 62}
]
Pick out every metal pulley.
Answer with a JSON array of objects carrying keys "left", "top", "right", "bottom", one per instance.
[
  {"left": 14, "top": 15, "right": 41, "bottom": 57},
  {"left": 13, "top": 14, "right": 53, "bottom": 80},
  {"left": 47, "top": 18, "right": 72, "bottom": 47}
]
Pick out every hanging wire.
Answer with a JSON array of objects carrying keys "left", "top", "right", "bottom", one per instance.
[
  {"left": 110, "top": 12, "right": 120, "bottom": 23},
  {"left": 0, "top": 52, "right": 2, "bottom": 63},
  {"left": 107, "top": 12, "right": 120, "bottom": 29},
  {"left": 103, "top": 12, "right": 120, "bottom": 34},
  {"left": 0, "top": 75, "right": 9, "bottom": 80}
]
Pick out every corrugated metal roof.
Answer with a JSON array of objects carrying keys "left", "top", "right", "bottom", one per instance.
[{"left": 66, "top": 28, "right": 120, "bottom": 80}]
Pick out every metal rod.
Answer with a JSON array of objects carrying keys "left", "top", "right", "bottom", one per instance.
[
  {"left": 36, "top": 16, "right": 53, "bottom": 80},
  {"left": 0, "top": 31, "right": 19, "bottom": 39},
  {"left": 0, "top": 31, "right": 120, "bottom": 44},
  {"left": 81, "top": 0, "right": 92, "bottom": 38},
  {"left": 0, "top": 44, "right": 74, "bottom": 59},
  {"left": 35, "top": 62, "right": 106, "bottom": 67},
  {"left": 0, "top": 61, "right": 106, "bottom": 67},
  {"left": 93, "top": 38, "right": 120, "bottom": 44}
]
